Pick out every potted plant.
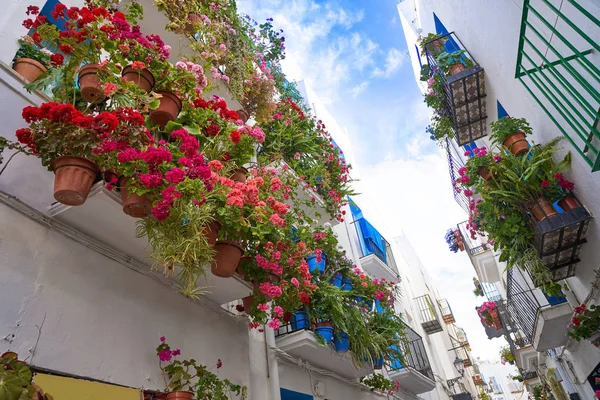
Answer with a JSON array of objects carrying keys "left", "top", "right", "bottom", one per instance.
[
  {"left": 360, "top": 373, "right": 396, "bottom": 393},
  {"left": 541, "top": 172, "right": 578, "bottom": 211},
  {"left": 156, "top": 337, "right": 244, "bottom": 399},
  {"left": 490, "top": 116, "right": 533, "bottom": 156},
  {"left": 463, "top": 146, "right": 497, "bottom": 182},
  {"left": 567, "top": 303, "right": 600, "bottom": 346},
  {"left": 473, "top": 278, "right": 483, "bottom": 297},
  {"left": 445, "top": 229, "right": 459, "bottom": 253},
  {"left": 0, "top": 352, "right": 53, "bottom": 399},
  {"left": 419, "top": 32, "right": 448, "bottom": 56},
  {"left": 477, "top": 301, "right": 501, "bottom": 329},
  {"left": 12, "top": 38, "right": 50, "bottom": 83},
  {"left": 436, "top": 50, "right": 473, "bottom": 75},
  {"left": 499, "top": 346, "right": 515, "bottom": 365}
]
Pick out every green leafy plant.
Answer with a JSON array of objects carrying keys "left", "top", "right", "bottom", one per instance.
[
  {"left": 13, "top": 38, "right": 50, "bottom": 68},
  {"left": 419, "top": 33, "right": 447, "bottom": 56},
  {"left": 489, "top": 116, "right": 533, "bottom": 145},
  {"left": 568, "top": 303, "right": 600, "bottom": 341},
  {"left": 436, "top": 50, "right": 474, "bottom": 74},
  {"left": 0, "top": 352, "right": 53, "bottom": 400},
  {"left": 500, "top": 346, "right": 515, "bottom": 365},
  {"left": 361, "top": 373, "right": 395, "bottom": 392}
]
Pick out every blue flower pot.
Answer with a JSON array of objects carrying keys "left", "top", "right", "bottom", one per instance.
[
  {"left": 333, "top": 332, "right": 350, "bottom": 352},
  {"left": 329, "top": 273, "right": 343, "bottom": 287},
  {"left": 306, "top": 253, "right": 326, "bottom": 273},
  {"left": 544, "top": 292, "right": 567, "bottom": 306},
  {"left": 341, "top": 278, "right": 353, "bottom": 291},
  {"left": 314, "top": 324, "right": 334, "bottom": 343},
  {"left": 290, "top": 311, "right": 309, "bottom": 331},
  {"left": 373, "top": 356, "right": 384, "bottom": 369}
]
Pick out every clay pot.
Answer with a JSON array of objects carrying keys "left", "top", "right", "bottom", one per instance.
[
  {"left": 78, "top": 63, "right": 106, "bottom": 104},
  {"left": 237, "top": 109, "right": 250, "bottom": 124},
  {"left": 502, "top": 131, "right": 529, "bottom": 156},
  {"left": 166, "top": 392, "right": 193, "bottom": 400},
  {"left": 479, "top": 167, "right": 492, "bottom": 181},
  {"left": 231, "top": 167, "right": 248, "bottom": 183},
  {"left": 122, "top": 65, "right": 155, "bottom": 92},
  {"left": 185, "top": 13, "right": 201, "bottom": 34},
  {"left": 102, "top": 169, "right": 119, "bottom": 184},
  {"left": 530, "top": 198, "right": 558, "bottom": 222},
  {"left": 429, "top": 40, "right": 445, "bottom": 54},
  {"left": 120, "top": 179, "right": 152, "bottom": 218},
  {"left": 204, "top": 221, "right": 221, "bottom": 246},
  {"left": 50, "top": 156, "right": 99, "bottom": 206},
  {"left": 315, "top": 321, "right": 333, "bottom": 328},
  {"left": 211, "top": 241, "right": 244, "bottom": 278},
  {"left": 242, "top": 295, "right": 254, "bottom": 312},
  {"left": 12, "top": 58, "right": 47, "bottom": 82},
  {"left": 558, "top": 195, "right": 580, "bottom": 211},
  {"left": 150, "top": 90, "right": 182, "bottom": 128},
  {"left": 458, "top": 242, "right": 465, "bottom": 251},
  {"left": 450, "top": 63, "right": 466, "bottom": 75}
]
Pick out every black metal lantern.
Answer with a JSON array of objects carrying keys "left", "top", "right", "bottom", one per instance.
[{"left": 424, "top": 32, "right": 487, "bottom": 146}]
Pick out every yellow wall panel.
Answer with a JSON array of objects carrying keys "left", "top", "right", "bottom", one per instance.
[{"left": 34, "top": 373, "right": 141, "bottom": 400}]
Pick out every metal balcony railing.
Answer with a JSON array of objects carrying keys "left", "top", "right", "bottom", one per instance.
[
  {"left": 414, "top": 294, "right": 444, "bottom": 334},
  {"left": 353, "top": 217, "right": 398, "bottom": 276},
  {"left": 438, "top": 298, "right": 456, "bottom": 324},
  {"left": 505, "top": 268, "right": 541, "bottom": 344},
  {"left": 445, "top": 138, "right": 470, "bottom": 214},
  {"left": 392, "top": 323, "right": 434, "bottom": 380},
  {"left": 457, "top": 221, "right": 490, "bottom": 257},
  {"left": 515, "top": 0, "right": 600, "bottom": 171}
]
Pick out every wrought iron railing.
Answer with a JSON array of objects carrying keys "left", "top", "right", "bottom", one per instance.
[
  {"left": 505, "top": 268, "right": 541, "bottom": 344},
  {"left": 353, "top": 218, "right": 398, "bottom": 274},
  {"left": 414, "top": 294, "right": 444, "bottom": 334},
  {"left": 515, "top": 0, "right": 600, "bottom": 171},
  {"left": 446, "top": 138, "right": 470, "bottom": 214},
  {"left": 438, "top": 298, "right": 456, "bottom": 324},
  {"left": 391, "top": 323, "right": 434, "bottom": 380},
  {"left": 457, "top": 220, "right": 490, "bottom": 256},
  {"left": 365, "top": 237, "right": 387, "bottom": 263}
]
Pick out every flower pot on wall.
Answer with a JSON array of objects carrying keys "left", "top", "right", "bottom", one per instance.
[
  {"left": 50, "top": 156, "right": 99, "bottom": 206},
  {"left": 502, "top": 131, "right": 529, "bottom": 156},
  {"left": 120, "top": 179, "right": 152, "bottom": 218},
  {"left": 333, "top": 332, "right": 350, "bottom": 352},
  {"left": 203, "top": 221, "right": 221, "bottom": 247},
  {"left": 373, "top": 356, "right": 384, "bottom": 370},
  {"left": 150, "top": 90, "right": 182, "bottom": 128},
  {"left": 211, "top": 241, "right": 243, "bottom": 278},
  {"left": 231, "top": 167, "right": 248, "bottom": 183},
  {"left": 237, "top": 109, "right": 250, "bottom": 124},
  {"left": 558, "top": 195, "right": 580, "bottom": 211},
  {"left": 78, "top": 63, "right": 106, "bottom": 104},
  {"left": 12, "top": 58, "right": 46, "bottom": 82},
  {"left": 314, "top": 322, "right": 334, "bottom": 343},
  {"left": 242, "top": 295, "right": 254, "bottom": 312},
  {"left": 450, "top": 63, "right": 466, "bottom": 75},
  {"left": 166, "top": 392, "right": 193, "bottom": 400},
  {"left": 122, "top": 65, "right": 155, "bottom": 92},
  {"left": 329, "top": 272, "right": 342, "bottom": 287},
  {"left": 530, "top": 198, "right": 558, "bottom": 221},
  {"left": 290, "top": 311, "right": 309, "bottom": 331},
  {"left": 341, "top": 278, "right": 353, "bottom": 291},
  {"left": 306, "top": 253, "right": 326, "bottom": 273},
  {"left": 479, "top": 167, "right": 492, "bottom": 181}
]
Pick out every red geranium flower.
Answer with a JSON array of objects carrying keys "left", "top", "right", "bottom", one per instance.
[
  {"left": 229, "top": 130, "right": 241, "bottom": 143},
  {"left": 50, "top": 53, "right": 64, "bottom": 66},
  {"left": 59, "top": 44, "right": 73, "bottom": 55}
]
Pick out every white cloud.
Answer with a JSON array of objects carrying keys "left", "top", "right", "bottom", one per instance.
[
  {"left": 348, "top": 81, "right": 369, "bottom": 98},
  {"left": 373, "top": 48, "right": 405, "bottom": 78}
]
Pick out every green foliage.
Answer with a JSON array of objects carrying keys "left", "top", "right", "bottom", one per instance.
[
  {"left": 13, "top": 39, "right": 50, "bottom": 67},
  {"left": 568, "top": 304, "right": 600, "bottom": 341},
  {"left": 419, "top": 33, "right": 447, "bottom": 56},
  {"left": 490, "top": 116, "right": 533, "bottom": 145},
  {"left": 499, "top": 346, "right": 515, "bottom": 364},
  {"left": 436, "top": 50, "right": 474, "bottom": 74},
  {"left": 361, "top": 373, "right": 393, "bottom": 392},
  {"left": 0, "top": 352, "right": 53, "bottom": 400}
]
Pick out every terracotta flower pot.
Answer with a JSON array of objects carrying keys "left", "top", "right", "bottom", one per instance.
[
  {"left": 558, "top": 195, "right": 580, "bottom": 211},
  {"left": 166, "top": 392, "right": 193, "bottom": 400},
  {"left": 502, "top": 131, "right": 529, "bottom": 156},
  {"left": 211, "top": 241, "right": 244, "bottom": 278},
  {"left": 185, "top": 12, "right": 201, "bottom": 34},
  {"left": 150, "top": 90, "right": 182, "bottom": 128},
  {"left": 13, "top": 58, "right": 47, "bottom": 82},
  {"left": 429, "top": 40, "right": 444, "bottom": 54},
  {"left": 78, "top": 63, "right": 106, "bottom": 104},
  {"left": 102, "top": 169, "right": 119, "bottom": 184},
  {"left": 489, "top": 309, "right": 502, "bottom": 330},
  {"left": 231, "top": 167, "right": 248, "bottom": 183},
  {"left": 237, "top": 109, "right": 250, "bottom": 124},
  {"left": 479, "top": 167, "right": 492, "bottom": 181},
  {"left": 122, "top": 65, "right": 155, "bottom": 92},
  {"left": 120, "top": 179, "right": 152, "bottom": 218},
  {"left": 50, "top": 156, "right": 99, "bottom": 206},
  {"left": 242, "top": 295, "right": 254, "bottom": 312},
  {"left": 315, "top": 321, "right": 333, "bottom": 328},
  {"left": 530, "top": 198, "right": 558, "bottom": 222},
  {"left": 458, "top": 242, "right": 465, "bottom": 251},
  {"left": 450, "top": 63, "right": 466, "bottom": 75},
  {"left": 204, "top": 221, "right": 221, "bottom": 246}
]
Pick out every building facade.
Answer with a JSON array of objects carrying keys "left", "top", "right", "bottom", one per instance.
[{"left": 397, "top": 1, "right": 600, "bottom": 400}]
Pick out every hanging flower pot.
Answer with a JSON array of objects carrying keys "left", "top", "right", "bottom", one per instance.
[
  {"left": 203, "top": 221, "right": 221, "bottom": 247},
  {"left": 150, "top": 90, "right": 182, "bottom": 128},
  {"left": 558, "top": 195, "right": 580, "bottom": 211},
  {"left": 231, "top": 167, "right": 248, "bottom": 183},
  {"left": 450, "top": 63, "right": 466, "bottom": 75},
  {"left": 211, "top": 241, "right": 244, "bottom": 278},
  {"left": 120, "top": 179, "right": 152, "bottom": 218},
  {"left": 12, "top": 58, "right": 47, "bottom": 82},
  {"left": 166, "top": 392, "right": 194, "bottom": 400},
  {"left": 122, "top": 65, "right": 155, "bottom": 92},
  {"left": 185, "top": 12, "right": 201, "bottom": 34},
  {"left": 242, "top": 295, "right": 254, "bottom": 312},
  {"left": 306, "top": 253, "right": 326, "bottom": 273},
  {"left": 50, "top": 156, "right": 99, "bottom": 206},
  {"left": 479, "top": 167, "right": 492, "bottom": 181},
  {"left": 489, "top": 309, "right": 502, "bottom": 330},
  {"left": 530, "top": 198, "right": 558, "bottom": 221},
  {"left": 78, "top": 63, "right": 106, "bottom": 104},
  {"left": 237, "top": 109, "right": 250, "bottom": 124},
  {"left": 102, "top": 169, "right": 119, "bottom": 184},
  {"left": 502, "top": 131, "right": 529, "bottom": 156}
]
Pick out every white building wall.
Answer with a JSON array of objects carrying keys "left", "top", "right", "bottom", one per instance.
[{"left": 477, "top": 360, "right": 526, "bottom": 400}]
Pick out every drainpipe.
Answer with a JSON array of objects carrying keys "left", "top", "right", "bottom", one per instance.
[{"left": 265, "top": 326, "right": 281, "bottom": 400}]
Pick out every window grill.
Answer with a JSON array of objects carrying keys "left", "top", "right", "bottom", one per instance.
[
  {"left": 505, "top": 268, "right": 541, "bottom": 344},
  {"left": 438, "top": 298, "right": 456, "bottom": 324},
  {"left": 414, "top": 294, "right": 443, "bottom": 334},
  {"left": 515, "top": 0, "right": 600, "bottom": 171},
  {"left": 445, "top": 138, "right": 470, "bottom": 213},
  {"left": 390, "top": 323, "right": 434, "bottom": 381}
]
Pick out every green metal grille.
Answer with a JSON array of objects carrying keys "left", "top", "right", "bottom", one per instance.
[{"left": 515, "top": 0, "right": 600, "bottom": 171}]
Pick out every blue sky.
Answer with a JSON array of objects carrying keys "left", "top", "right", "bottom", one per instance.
[{"left": 238, "top": 0, "right": 508, "bottom": 362}]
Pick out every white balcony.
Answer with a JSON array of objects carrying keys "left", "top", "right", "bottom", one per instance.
[
  {"left": 389, "top": 368, "right": 436, "bottom": 394},
  {"left": 49, "top": 183, "right": 253, "bottom": 305},
  {"left": 473, "top": 250, "right": 500, "bottom": 283},
  {"left": 275, "top": 330, "right": 372, "bottom": 379},
  {"left": 515, "top": 344, "right": 537, "bottom": 372},
  {"left": 360, "top": 254, "right": 399, "bottom": 282},
  {"left": 532, "top": 302, "right": 572, "bottom": 351}
]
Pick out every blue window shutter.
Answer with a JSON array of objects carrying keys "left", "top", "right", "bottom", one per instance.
[
  {"left": 433, "top": 13, "right": 448, "bottom": 35},
  {"left": 415, "top": 44, "right": 422, "bottom": 68},
  {"left": 497, "top": 101, "right": 509, "bottom": 118},
  {"left": 39, "top": 0, "right": 67, "bottom": 31}
]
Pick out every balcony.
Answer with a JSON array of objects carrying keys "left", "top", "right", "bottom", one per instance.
[
  {"left": 473, "top": 375, "right": 485, "bottom": 386},
  {"left": 457, "top": 221, "right": 499, "bottom": 283},
  {"left": 49, "top": 183, "right": 253, "bottom": 305},
  {"left": 424, "top": 32, "right": 488, "bottom": 146},
  {"left": 275, "top": 320, "right": 373, "bottom": 379},
  {"left": 515, "top": 0, "right": 600, "bottom": 172},
  {"left": 506, "top": 267, "right": 572, "bottom": 351},
  {"left": 445, "top": 138, "right": 470, "bottom": 214},
  {"left": 388, "top": 324, "right": 436, "bottom": 395},
  {"left": 414, "top": 294, "right": 443, "bottom": 334},
  {"left": 353, "top": 218, "right": 399, "bottom": 282},
  {"left": 438, "top": 299, "right": 456, "bottom": 324}
]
